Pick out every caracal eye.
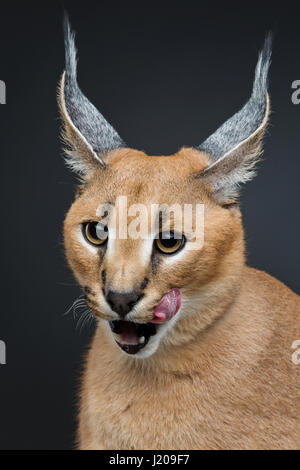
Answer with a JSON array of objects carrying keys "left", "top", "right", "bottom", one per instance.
[
  {"left": 155, "top": 231, "right": 185, "bottom": 255},
  {"left": 83, "top": 222, "right": 108, "bottom": 246}
]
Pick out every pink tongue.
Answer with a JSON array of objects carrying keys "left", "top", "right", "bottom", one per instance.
[{"left": 152, "top": 288, "right": 181, "bottom": 323}]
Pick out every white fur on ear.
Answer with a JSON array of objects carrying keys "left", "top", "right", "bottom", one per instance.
[
  {"left": 197, "top": 34, "right": 272, "bottom": 203},
  {"left": 58, "top": 13, "right": 125, "bottom": 177},
  {"left": 59, "top": 72, "right": 104, "bottom": 178}
]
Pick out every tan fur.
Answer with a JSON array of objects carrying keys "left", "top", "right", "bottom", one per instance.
[{"left": 63, "top": 147, "right": 300, "bottom": 450}]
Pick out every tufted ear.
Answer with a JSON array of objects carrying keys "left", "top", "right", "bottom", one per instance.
[
  {"left": 58, "top": 14, "right": 126, "bottom": 178},
  {"left": 196, "top": 34, "right": 272, "bottom": 205}
]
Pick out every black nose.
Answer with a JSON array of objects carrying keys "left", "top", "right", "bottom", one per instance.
[{"left": 106, "top": 290, "right": 142, "bottom": 317}]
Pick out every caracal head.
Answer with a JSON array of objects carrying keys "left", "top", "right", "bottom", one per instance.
[{"left": 60, "top": 16, "right": 272, "bottom": 357}]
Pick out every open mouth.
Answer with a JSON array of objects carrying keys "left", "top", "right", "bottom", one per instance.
[
  {"left": 109, "top": 288, "right": 181, "bottom": 355},
  {"left": 109, "top": 320, "right": 157, "bottom": 355}
]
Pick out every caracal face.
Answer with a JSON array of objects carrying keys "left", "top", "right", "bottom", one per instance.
[{"left": 64, "top": 147, "right": 243, "bottom": 357}]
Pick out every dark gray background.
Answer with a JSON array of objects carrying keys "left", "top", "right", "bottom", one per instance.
[{"left": 0, "top": 0, "right": 299, "bottom": 450}]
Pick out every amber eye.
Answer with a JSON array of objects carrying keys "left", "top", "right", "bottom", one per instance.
[
  {"left": 84, "top": 222, "right": 108, "bottom": 246},
  {"left": 155, "top": 232, "right": 185, "bottom": 255}
]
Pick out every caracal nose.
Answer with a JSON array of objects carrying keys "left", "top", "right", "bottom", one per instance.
[{"left": 106, "top": 290, "right": 143, "bottom": 317}]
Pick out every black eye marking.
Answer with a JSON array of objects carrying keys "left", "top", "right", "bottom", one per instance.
[
  {"left": 151, "top": 251, "right": 160, "bottom": 274},
  {"left": 101, "top": 270, "right": 106, "bottom": 284},
  {"left": 83, "top": 286, "right": 95, "bottom": 296},
  {"left": 141, "top": 278, "right": 149, "bottom": 290}
]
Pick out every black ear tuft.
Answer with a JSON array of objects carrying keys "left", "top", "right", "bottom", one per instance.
[
  {"left": 199, "top": 33, "right": 272, "bottom": 160},
  {"left": 196, "top": 34, "right": 273, "bottom": 204},
  {"left": 58, "top": 13, "right": 126, "bottom": 177}
]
